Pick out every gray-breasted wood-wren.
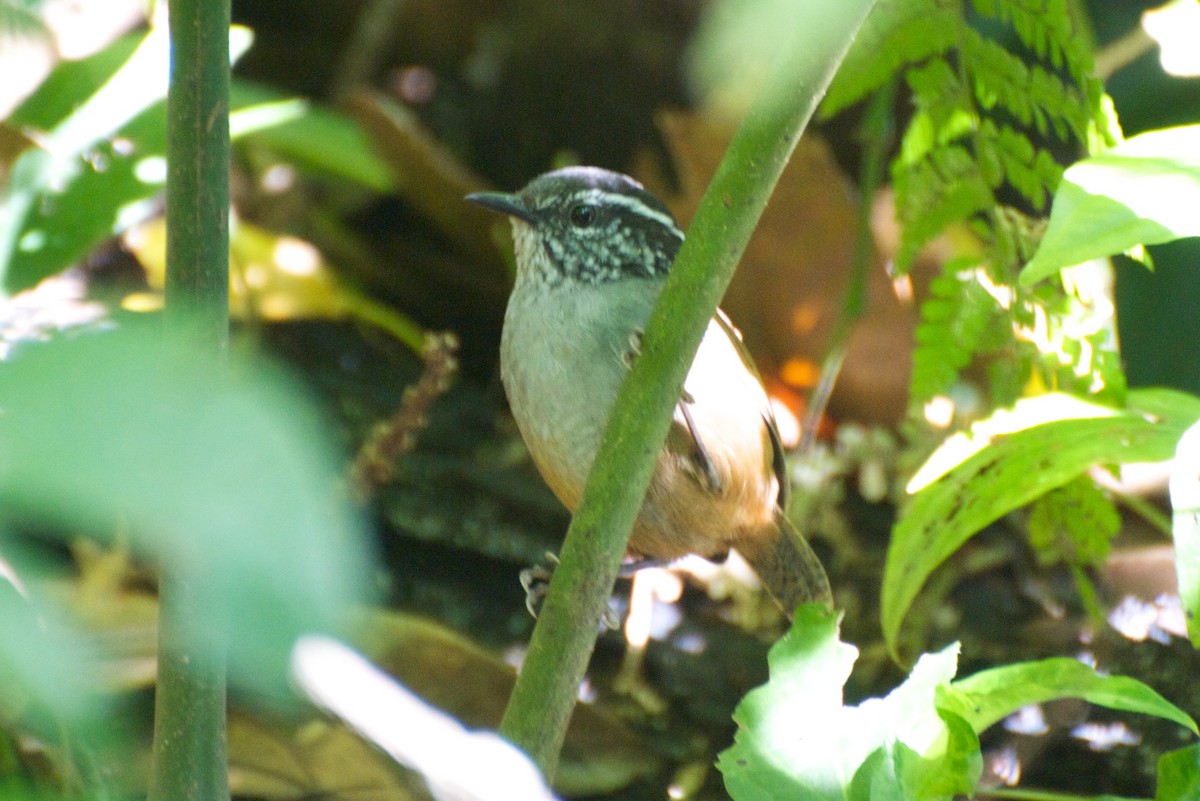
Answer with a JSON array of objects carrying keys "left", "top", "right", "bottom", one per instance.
[{"left": 467, "top": 166, "right": 831, "bottom": 616}]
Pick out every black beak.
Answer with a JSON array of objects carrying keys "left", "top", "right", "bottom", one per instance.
[{"left": 465, "top": 191, "right": 537, "bottom": 225}]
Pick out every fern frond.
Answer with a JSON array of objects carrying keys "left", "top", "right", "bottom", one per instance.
[
  {"left": 822, "top": 0, "right": 956, "bottom": 116},
  {"left": 910, "top": 259, "right": 1007, "bottom": 403},
  {"left": 1027, "top": 474, "right": 1119, "bottom": 568}
]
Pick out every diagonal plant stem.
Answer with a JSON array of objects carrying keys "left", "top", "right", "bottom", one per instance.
[
  {"left": 498, "top": 0, "right": 878, "bottom": 777},
  {"left": 149, "top": 0, "right": 232, "bottom": 798}
]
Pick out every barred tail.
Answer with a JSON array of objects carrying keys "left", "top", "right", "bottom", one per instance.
[{"left": 737, "top": 513, "right": 832, "bottom": 617}]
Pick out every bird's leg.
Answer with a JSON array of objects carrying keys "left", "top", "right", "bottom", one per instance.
[
  {"left": 519, "top": 552, "right": 621, "bottom": 628},
  {"left": 518, "top": 551, "right": 559, "bottom": 617}
]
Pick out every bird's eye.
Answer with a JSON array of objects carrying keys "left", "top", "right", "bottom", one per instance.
[{"left": 568, "top": 203, "right": 598, "bottom": 228}]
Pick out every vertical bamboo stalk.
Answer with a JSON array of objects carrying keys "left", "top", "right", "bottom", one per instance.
[{"left": 149, "top": 0, "right": 232, "bottom": 797}]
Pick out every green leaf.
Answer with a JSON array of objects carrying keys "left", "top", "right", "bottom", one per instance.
[
  {"left": 1027, "top": 474, "right": 1119, "bottom": 567},
  {"left": 0, "top": 25, "right": 254, "bottom": 294},
  {"left": 0, "top": 328, "right": 374, "bottom": 701},
  {"left": 0, "top": 563, "right": 113, "bottom": 738},
  {"left": 884, "top": 402, "right": 1197, "bottom": 655},
  {"left": 719, "top": 606, "right": 977, "bottom": 801},
  {"left": 939, "top": 658, "right": 1198, "bottom": 735},
  {"left": 1169, "top": 419, "right": 1200, "bottom": 647},
  {"left": 5, "top": 32, "right": 143, "bottom": 131},
  {"left": 1021, "top": 124, "right": 1200, "bottom": 285},
  {"left": 230, "top": 81, "right": 395, "bottom": 192},
  {"left": 1157, "top": 743, "right": 1200, "bottom": 801}
]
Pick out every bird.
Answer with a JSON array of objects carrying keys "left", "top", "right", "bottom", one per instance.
[{"left": 467, "top": 166, "right": 832, "bottom": 617}]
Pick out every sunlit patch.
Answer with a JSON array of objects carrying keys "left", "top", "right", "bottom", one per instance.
[
  {"left": 625, "top": 567, "right": 683, "bottom": 649},
  {"left": 133, "top": 155, "right": 167, "bottom": 185},
  {"left": 769, "top": 396, "right": 801, "bottom": 447},
  {"left": 672, "top": 631, "right": 707, "bottom": 655},
  {"left": 111, "top": 137, "right": 135, "bottom": 156},
  {"left": 242, "top": 262, "right": 269, "bottom": 290},
  {"left": 790, "top": 301, "right": 822, "bottom": 334},
  {"left": 909, "top": 393, "right": 1115, "bottom": 492},
  {"left": 781, "top": 357, "right": 819, "bottom": 389},
  {"left": 83, "top": 147, "right": 110, "bottom": 172},
  {"left": 1143, "top": 0, "right": 1200, "bottom": 77},
  {"left": 974, "top": 267, "right": 1013, "bottom": 310},
  {"left": 923, "top": 394, "right": 955, "bottom": 428},
  {"left": 666, "top": 761, "right": 708, "bottom": 800},
  {"left": 18, "top": 229, "right": 46, "bottom": 253},
  {"left": 274, "top": 236, "right": 321, "bottom": 276},
  {"left": 986, "top": 745, "right": 1021, "bottom": 785},
  {"left": 1071, "top": 721, "right": 1141, "bottom": 751},
  {"left": 891, "top": 273, "right": 913, "bottom": 303},
  {"left": 393, "top": 65, "right": 438, "bottom": 105},
  {"left": 258, "top": 293, "right": 300, "bottom": 320},
  {"left": 1107, "top": 594, "right": 1186, "bottom": 643},
  {"left": 260, "top": 163, "right": 296, "bottom": 193},
  {"left": 120, "top": 291, "right": 163, "bottom": 312},
  {"left": 501, "top": 644, "right": 527, "bottom": 670},
  {"left": 114, "top": 197, "right": 159, "bottom": 231},
  {"left": 1004, "top": 704, "right": 1048, "bottom": 735}
]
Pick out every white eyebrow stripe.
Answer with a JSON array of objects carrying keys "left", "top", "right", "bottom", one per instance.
[{"left": 602, "top": 193, "right": 685, "bottom": 239}]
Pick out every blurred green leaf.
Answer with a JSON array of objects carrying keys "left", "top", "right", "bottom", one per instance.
[
  {"left": 0, "top": 0, "right": 46, "bottom": 38},
  {"left": 883, "top": 393, "right": 1200, "bottom": 656},
  {"left": 0, "top": 328, "right": 373, "bottom": 701},
  {"left": 940, "top": 658, "right": 1198, "bottom": 735},
  {"left": 231, "top": 81, "right": 395, "bottom": 192},
  {"left": 6, "top": 33, "right": 142, "bottom": 131},
  {"left": 0, "top": 24, "right": 254, "bottom": 294},
  {"left": 0, "top": 34, "right": 394, "bottom": 296},
  {"left": 718, "top": 606, "right": 978, "bottom": 801},
  {"left": 1169, "top": 419, "right": 1200, "bottom": 647},
  {"left": 1021, "top": 124, "right": 1200, "bottom": 286},
  {"left": 0, "top": 566, "right": 111, "bottom": 737},
  {"left": 1157, "top": 743, "right": 1200, "bottom": 801},
  {"left": 719, "top": 609, "right": 1195, "bottom": 801}
]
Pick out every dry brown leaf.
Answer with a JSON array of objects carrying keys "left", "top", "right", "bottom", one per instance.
[
  {"left": 635, "top": 109, "right": 916, "bottom": 424},
  {"left": 359, "top": 610, "right": 661, "bottom": 797}
]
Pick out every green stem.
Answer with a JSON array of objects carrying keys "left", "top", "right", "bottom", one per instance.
[
  {"left": 163, "top": 0, "right": 232, "bottom": 351},
  {"left": 497, "top": 0, "right": 877, "bottom": 777},
  {"left": 979, "top": 787, "right": 1146, "bottom": 801},
  {"left": 150, "top": 0, "right": 232, "bottom": 797},
  {"left": 1116, "top": 490, "right": 1173, "bottom": 539},
  {"left": 800, "top": 79, "right": 894, "bottom": 455}
]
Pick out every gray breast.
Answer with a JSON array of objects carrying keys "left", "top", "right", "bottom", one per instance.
[{"left": 500, "top": 276, "right": 662, "bottom": 504}]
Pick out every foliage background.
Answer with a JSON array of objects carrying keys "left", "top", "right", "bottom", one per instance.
[{"left": 1, "top": 0, "right": 1200, "bottom": 799}]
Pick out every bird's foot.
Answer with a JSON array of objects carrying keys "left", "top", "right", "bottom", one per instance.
[{"left": 519, "top": 552, "right": 622, "bottom": 629}]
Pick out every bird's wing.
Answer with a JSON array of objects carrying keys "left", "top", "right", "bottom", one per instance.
[{"left": 665, "top": 310, "right": 787, "bottom": 508}]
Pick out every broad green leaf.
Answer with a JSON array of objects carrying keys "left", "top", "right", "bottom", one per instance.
[
  {"left": 1021, "top": 124, "right": 1200, "bottom": 285},
  {"left": 907, "top": 392, "right": 1116, "bottom": 493},
  {"left": 231, "top": 81, "right": 395, "bottom": 192},
  {"left": 939, "top": 658, "right": 1197, "bottom": 735},
  {"left": 719, "top": 606, "right": 975, "bottom": 801},
  {"left": 883, "top": 402, "right": 1197, "bottom": 655},
  {"left": 1157, "top": 743, "right": 1200, "bottom": 801},
  {"left": 5, "top": 32, "right": 142, "bottom": 130},
  {"left": 0, "top": 49, "right": 391, "bottom": 296},
  {"left": 0, "top": 328, "right": 373, "bottom": 701},
  {"left": 1169, "top": 419, "right": 1200, "bottom": 646},
  {"left": 0, "top": 25, "right": 253, "bottom": 294}
]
